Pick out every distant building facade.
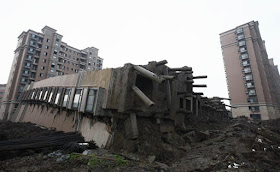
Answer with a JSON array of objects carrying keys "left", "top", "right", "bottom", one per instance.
[
  {"left": 0, "top": 26, "right": 103, "bottom": 120},
  {"left": 0, "top": 84, "right": 6, "bottom": 102},
  {"left": 220, "top": 21, "right": 280, "bottom": 120}
]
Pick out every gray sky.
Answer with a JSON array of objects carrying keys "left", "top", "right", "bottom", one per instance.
[{"left": 0, "top": 0, "right": 279, "bottom": 101}]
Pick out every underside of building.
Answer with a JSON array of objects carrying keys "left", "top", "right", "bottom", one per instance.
[{"left": 1, "top": 60, "right": 228, "bottom": 149}]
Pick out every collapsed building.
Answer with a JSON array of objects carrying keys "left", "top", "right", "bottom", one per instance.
[{"left": 3, "top": 60, "right": 229, "bottom": 149}]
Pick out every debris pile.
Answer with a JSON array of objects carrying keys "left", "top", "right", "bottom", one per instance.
[{"left": 1, "top": 117, "right": 280, "bottom": 171}]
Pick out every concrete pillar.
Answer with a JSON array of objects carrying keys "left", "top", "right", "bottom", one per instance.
[{"left": 124, "top": 113, "right": 138, "bottom": 139}]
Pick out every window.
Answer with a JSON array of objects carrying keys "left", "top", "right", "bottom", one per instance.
[
  {"left": 243, "top": 67, "right": 251, "bottom": 73},
  {"left": 45, "top": 45, "right": 49, "bottom": 49},
  {"left": 44, "top": 52, "right": 48, "bottom": 56},
  {"left": 30, "top": 41, "right": 35, "bottom": 46},
  {"left": 19, "top": 86, "right": 24, "bottom": 91},
  {"left": 41, "top": 66, "right": 45, "bottom": 70},
  {"left": 236, "top": 28, "right": 243, "bottom": 34},
  {"left": 242, "top": 60, "right": 250, "bottom": 66},
  {"left": 238, "top": 40, "right": 246, "bottom": 46},
  {"left": 62, "top": 88, "right": 71, "bottom": 107},
  {"left": 88, "top": 66, "right": 91, "bottom": 70},
  {"left": 48, "top": 89, "right": 54, "bottom": 103},
  {"left": 53, "top": 48, "right": 57, "bottom": 58},
  {"left": 55, "top": 88, "right": 62, "bottom": 105},
  {"left": 31, "top": 34, "right": 37, "bottom": 38},
  {"left": 31, "top": 90, "right": 36, "bottom": 99},
  {"left": 244, "top": 74, "right": 253, "bottom": 81},
  {"left": 47, "top": 39, "right": 50, "bottom": 42},
  {"left": 248, "top": 89, "right": 256, "bottom": 96},
  {"left": 241, "top": 53, "right": 249, "bottom": 60},
  {"left": 72, "top": 89, "right": 82, "bottom": 109},
  {"left": 55, "top": 38, "right": 59, "bottom": 46},
  {"left": 237, "top": 34, "right": 245, "bottom": 40},
  {"left": 250, "top": 114, "right": 261, "bottom": 120},
  {"left": 26, "top": 55, "right": 32, "bottom": 60},
  {"left": 25, "top": 62, "right": 31, "bottom": 67},
  {"left": 248, "top": 97, "right": 258, "bottom": 103},
  {"left": 42, "top": 59, "right": 46, "bottom": 63},
  {"left": 40, "top": 73, "right": 44, "bottom": 77},
  {"left": 240, "top": 47, "right": 247, "bottom": 53},
  {"left": 39, "top": 90, "right": 43, "bottom": 100},
  {"left": 43, "top": 90, "right": 48, "bottom": 100},
  {"left": 29, "top": 48, "right": 34, "bottom": 52},
  {"left": 21, "top": 78, "right": 27, "bottom": 82},
  {"left": 23, "top": 70, "right": 29, "bottom": 75},
  {"left": 38, "top": 37, "right": 43, "bottom": 43},
  {"left": 86, "top": 89, "right": 97, "bottom": 112},
  {"left": 249, "top": 106, "right": 260, "bottom": 112},
  {"left": 245, "top": 82, "right": 255, "bottom": 88}
]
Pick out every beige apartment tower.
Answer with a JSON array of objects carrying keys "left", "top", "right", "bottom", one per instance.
[
  {"left": 0, "top": 26, "right": 103, "bottom": 120},
  {"left": 220, "top": 21, "right": 280, "bottom": 120}
]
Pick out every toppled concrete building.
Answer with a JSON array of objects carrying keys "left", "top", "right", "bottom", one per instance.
[{"left": 5, "top": 60, "right": 228, "bottom": 149}]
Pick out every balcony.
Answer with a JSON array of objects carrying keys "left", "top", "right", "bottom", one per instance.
[
  {"left": 242, "top": 67, "right": 252, "bottom": 74},
  {"left": 236, "top": 28, "right": 243, "bottom": 34},
  {"left": 249, "top": 106, "right": 260, "bottom": 112},
  {"left": 246, "top": 89, "right": 257, "bottom": 96},
  {"left": 241, "top": 63, "right": 250, "bottom": 67},
  {"left": 30, "top": 35, "right": 38, "bottom": 40},
  {"left": 244, "top": 75, "right": 253, "bottom": 81},
  {"left": 28, "top": 50, "right": 34, "bottom": 54},
  {"left": 248, "top": 97, "right": 258, "bottom": 103},
  {"left": 30, "top": 75, "right": 36, "bottom": 79},
  {"left": 237, "top": 34, "right": 245, "bottom": 40},
  {"left": 245, "top": 84, "right": 255, "bottom": 89},
  {"left": 24, "top": 65, "right": 31, "bottom": 69},
  {"left": 20, "top": 79, "right": 28, "bottom": 84},
  {"left": 238, "top": 41, "right": 246, "bottom": 47},
  {"left": 22, "top": 73, "right": 29, "bottom": 77},
  {"left": 25, "top": 57, "right": 32, "bottom": 62},
  {"left": 31, "top": 68, "right": 37, "bottom": 72},
  {"left": 80, "top": 60, "right": 86, "bottom": 65}
]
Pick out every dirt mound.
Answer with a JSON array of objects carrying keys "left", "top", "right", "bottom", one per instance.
[
  {"left": 1, "top": 117, "right": 280, "bottom": 171},
  {"left": 0, "top": 121, "right": 56, "bottom": 140}
]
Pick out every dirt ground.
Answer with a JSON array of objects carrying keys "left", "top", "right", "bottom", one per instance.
[{"left": 1, "top": 116, "right": 280, "bottom": 172}]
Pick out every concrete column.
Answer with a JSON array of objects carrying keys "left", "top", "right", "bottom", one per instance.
[{"left": 124, "top": 113, "right": 138, "bottom": 139}]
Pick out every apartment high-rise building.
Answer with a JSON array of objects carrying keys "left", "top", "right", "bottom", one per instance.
[
  {"left": 220, "top": 21, "right": 280, "bottom": 120},
  {"left": 0, "top": 26, "right": 103, "bottom": 120}
]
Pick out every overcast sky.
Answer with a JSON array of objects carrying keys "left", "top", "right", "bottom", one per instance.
[{"left": 0, "top": 0, "right": 279, "bottom": 103}]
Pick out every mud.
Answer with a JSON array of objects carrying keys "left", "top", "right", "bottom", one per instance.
[{"left": 1, "top": 117, "right": 280, "bottom": 172}]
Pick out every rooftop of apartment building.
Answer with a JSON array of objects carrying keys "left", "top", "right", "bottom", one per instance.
[
  {"left": 18, "top": 26, "right": 102, "bottom": 60},
  {"left": 219, "top": 20, "right": 258, "bottom": 36}
]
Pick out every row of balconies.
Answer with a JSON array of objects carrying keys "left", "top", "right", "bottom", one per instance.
[{"left": 236, "top": 28, "right": 259, "bottom": 107}]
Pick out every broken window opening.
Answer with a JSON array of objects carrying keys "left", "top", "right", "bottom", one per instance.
[
  {"left": 72, "top": 89, "right": 83, "bottom": 110},
  {"left": 62, "top": 88, "right": 71, "bottom": 107},
  {"left": 55, "top": 88, "right": 62, "bottom": 105},
  {"left": 180, "top": 97, "right": 184, "bottom": 109},
  {"left": 186, "top": 98, "right": 192, "bottom": 111},
  {"left": 85, "top": 89, "right": 97, "bottom": 112},
  {"left": 135, "top": 75, "right": 153, "bottom": 101}
]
